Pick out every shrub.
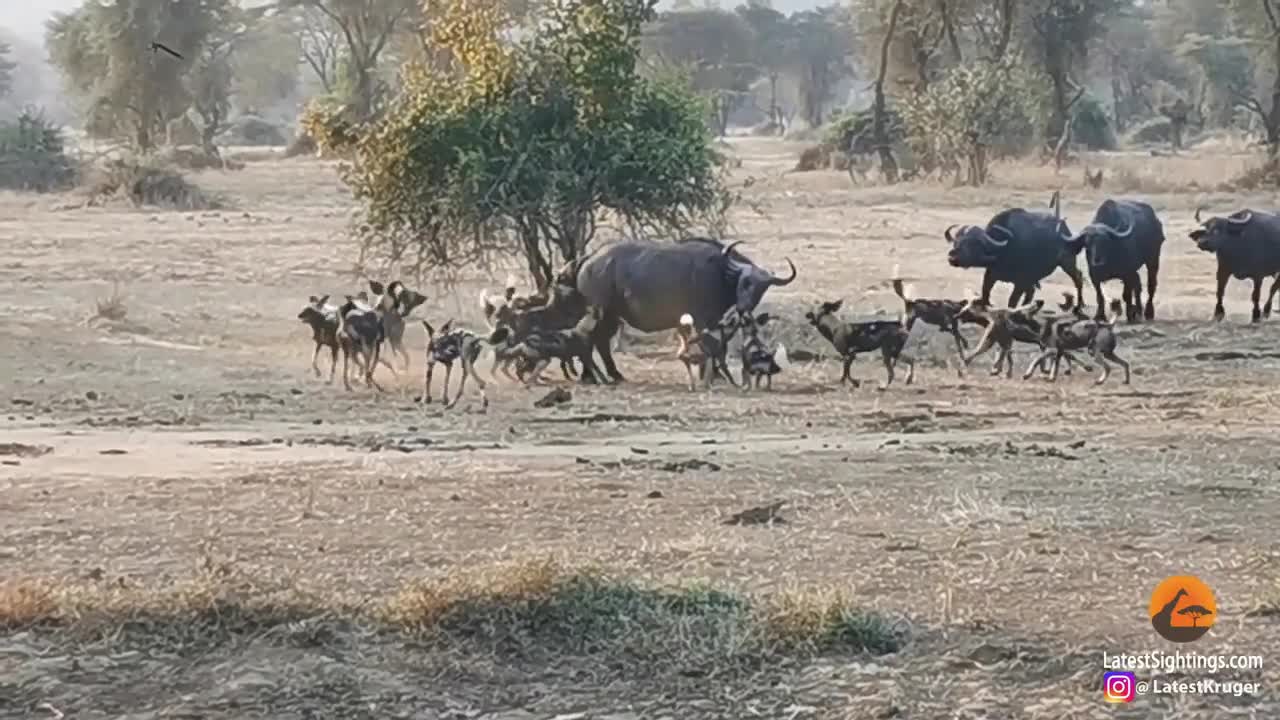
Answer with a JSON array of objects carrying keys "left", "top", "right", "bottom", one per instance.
[
  {"left": 899, "top": 58, "right": 1046, "bottom": 182},
  {"left": 823, "top": 107, "right": 903, "bottom": 154},
  {"left": 217, "top": 115, "right": 288, "bottom": 146},
  {"left": 1071, "top": 94, "right": 1117, "bottom": 151},
  {"left": 297, "top": 95, "right": 362, "bottom": 158},
  {"left": 86, "top": 157, "right": 217, "bottom": 210},
  {"left": 0, "top": 108, "right": 77, "bottom": 192}
]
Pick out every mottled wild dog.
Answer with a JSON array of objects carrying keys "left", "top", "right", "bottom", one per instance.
[
  {"left": 297, "top": 295, "right": 339, "bottom": 383},
  {"left": 958, "top": 297, "right": 1084, "bottom": 378},
  {"left": 511, "top": 307, "right": 604, "bottom": 386},
  {"left": 890, "top": 266, "right": 970, "bottom": 360},
  {"left": 1024, "top": 310, "right": 1130, "bottom": 385},
  {"left": 336, "top": 295, "right": 385, "bottom": 392},
  {"left": 420, "top": 319, "right": 511, "bottom": 409},
  {"left": 804, "top": 301, "right": 913, "bottom": 389},
  {"left": 737, "top": 312, "right": 790, "bottom": 391},
  {"left": 674, "top": 313, "right": 740, "bottom": 391}
]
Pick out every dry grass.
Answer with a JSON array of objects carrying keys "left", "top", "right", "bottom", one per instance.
[
  {"left": 87, "top": 282, "right": 128, "bottom": 325},
  {"left": 1, "top": 558, "right": 900, "bottom": 667},
  {"left": 82, "top": 157, "right": 221, "bottom": 210}
]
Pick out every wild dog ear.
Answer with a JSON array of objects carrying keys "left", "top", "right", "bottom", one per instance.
[
  {"left": 308, "top": 295, "right": 319, "bottom": 304},
  {"left": 755, "top": 313, "right": 772, "bottom": 325},
  {"left": 440, "top": 318, "right": 453, "bottom": 334},
  {"left": 318, "top": 294, "right": 329, "bottom": 306},
  {"left": 421, "top": 319, "right": 434, "bottom": 336},
  {"left": 369, "top": 280, "right": 385, "bottom": 295}
]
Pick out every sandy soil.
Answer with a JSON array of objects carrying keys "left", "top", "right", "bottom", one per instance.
[{"left": 2, "top": 138, "right": 1279, "bottom": 719}]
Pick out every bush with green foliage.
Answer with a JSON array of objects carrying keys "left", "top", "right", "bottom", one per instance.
[
  {"left": 345, "top": 0, "right": 725, "bottom": 286},
  {"left": 899, "top": 58, "right": 1047, "bottom": 181},
  {"left": 823, "top": 107, "right": 904, "bottom": 154},
  {"left": 1070, "top": 94, "right": 1117, "bottom": 151},
  {"left": 0, "top": 109, "right": 77, "bottom": 192},
  {"left": 218, "top": 115, "right": 288, "bottom": 146}
]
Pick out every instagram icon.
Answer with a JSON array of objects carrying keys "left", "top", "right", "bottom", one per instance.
[{"left": 1104, "top": 671, "right": 1136, "bottom": 703}]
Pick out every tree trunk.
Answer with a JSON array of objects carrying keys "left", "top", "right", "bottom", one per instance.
[
  {"left": 1270, "top": 33, "right": 1280, "bottom": 157},
  {"left": 873, "top": 0, "right": 905, "bottom": 185},
  {"left": 769, "top": 73, "right": 780, "bottom": 134},
  {"left": 993, "top": 0, "right": 1014, "bottom": 62},
  {"left": 1111, "top": 77, "right": 1125, "bottom": 132}
]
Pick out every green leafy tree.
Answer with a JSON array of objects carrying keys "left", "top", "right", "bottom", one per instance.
[
  {"left": 1026, "top": 0, "right": 1130, "bottom": 142},
  {"left": 786, "top": 6, "right": 852, "bottom": 128},
  {"left": 735, "top": 1, "right": 794, "bottom": 131},
  {"left": 643, "top": 8, "right": 760, "bottom": 135},
  {"left": 345, "top": 0, "right": 724, "bottom": 287},
  {"left": 1226, "top": 0, "right": 1280, "bottom": 153},
  {"left": 231, "top": 11, "right": 303, "bottom": 113},
  {"left": 899, "top": 56, "right": 1045, "bottom": 184},
  {"left": 278, "top": 0, "right": 420, "bottom": 120},
  {"left": 46, "top": 0, "right": 233, "bottom": 151}
]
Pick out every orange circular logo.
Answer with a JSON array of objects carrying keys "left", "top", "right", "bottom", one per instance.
[{"left": 1149, "top": 575, "right": 1216, "bottom": 643}]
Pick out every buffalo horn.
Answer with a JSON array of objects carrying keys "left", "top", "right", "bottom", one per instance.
[
  {"left": 987, "top": 224, "right": 1013, "bottom": 246},
  {"left": 770, "top": 258, "right": 797, "bottom": 286},
  {"left": 944, "top": 224, "right": 960, "bottom": 243},
  {"left": 1110, "top": 219, "right": 1134, "bottom": 238},
  {"left": 1194, "top": 206, "right": 1205, "bottom": 223},
  {"left": 1228, "top": 210, "right": 1253, "bottom": 225},
  {"left": 722, "top": 240, "right": 746, "bottom": 258}
]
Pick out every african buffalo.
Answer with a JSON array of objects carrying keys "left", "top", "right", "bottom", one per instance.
[
  {"left": 1190, "top": 208, "right": 1280, "bottom": 322},
  {"left": 944, "top": 198, "right": 1085, "bottom": 309},
  {"left": 1065, "top": 199, "right": 1165, "bottom": 322},
  {"left": 569, "top": 238, "right": 796, "bottom": 383}
]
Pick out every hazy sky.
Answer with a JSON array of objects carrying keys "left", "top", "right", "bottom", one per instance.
[{"left": 4, "top": 0, "right": 829, "bottom": 41}]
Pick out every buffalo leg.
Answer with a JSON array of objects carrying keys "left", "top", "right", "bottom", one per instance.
[
  {"left": 1092, "top": 278, "right": 1107, "bottom": 322},
  {"left": 1006, "top": 284, "right": 1026, "bottom": 308},
  {"left": 1145, "top": 260, "right": 1159, "bottom": 321},
  {"left": 981, "top": 270, "right": 997, "bottom": 306},
  {"left": 1214, "top": 262, "right": 1230, "bottom": 322},
  {"left": 1125, "top": 273, "right": 1143, "bottom": 323},
  {"left": 1251, "top": 276, "right": 1264, "bottom": 323},
  {"left": 590, "top": 314, "right": 625, "bottom": 384},
  {"left": 1263, "top": 274, "right": 1280, "bottom": 319},
  {"left": 1059, "top": 260, "right": 1086, "bottom": 312}
]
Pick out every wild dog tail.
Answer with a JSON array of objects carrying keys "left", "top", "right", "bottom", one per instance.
[
  {"left": 773, "top": 343, "right": 790, "bottom": 371},
  {"left": 890, "top": 267, "right": 912, "bottom": 308},
  {"left": 479, "top": 289, "right": 501, "bottom": 328}
]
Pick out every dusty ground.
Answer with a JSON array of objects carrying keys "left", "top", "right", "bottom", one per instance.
[{"left": 2, "top": 137, "right": 1280, "bottom": 719}]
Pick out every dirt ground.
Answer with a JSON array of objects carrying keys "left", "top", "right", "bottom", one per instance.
[{"left": 2, "top": 137, "right": 1280, "bottom": 719}]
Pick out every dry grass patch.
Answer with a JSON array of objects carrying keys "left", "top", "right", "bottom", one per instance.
[
  {"left": 82, "top": 157, "right": 221, "bottom": 210},
  {"left": 2, "top": 559, "right": 903, "bottom": 669},
  {"left": 86, "top": 282, "right": 128, "bottom": 325}
]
